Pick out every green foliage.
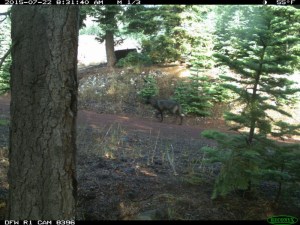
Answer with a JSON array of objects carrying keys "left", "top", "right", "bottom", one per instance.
[
  {"left": 79, "top": 6, "right": 92, "bottom": 29},
  {"left": 79, "top": 24, "right": 102, "bottom": 36},
  {"left": 174, "top": 74, "right": 231, "bottom": 117},
  {"left": 260, "top": 139, "right": 300, "bottom": 182},
  {"left": 0, "top": 57, "right": 11, "bottom": 94},
  {"left": 86, "top": 5, "right": 201, "bottom": 66},
  {"left": 174, "top": 75, "right": 212, "bottom": 116},
  {"left": 116, "top": 52, "right": 152, "bottom": 69},
  {"left": 202, "top": 6, "right": 300, "bottom": 201},
  {"left": 271, "top": 121, "right": 300, "bottom": 139},
  {"left": 202, "top": 130, "right": 262, "bottom": 198},
  {"left": 202, "top": 130, "right": 300, "bottom": 200},
  {"left": 88, "top": 5, "right": 194, "bottom": 66},
  {"left": 89, "top": 6, "right": 125, "bottom": 43},
  {"left": 0, "top": 119, "right": 9, "bottom": 126},
  {"left": 125, "top": 5, "right": 185, "bottom": 36},
  {"left": 0, "top": 11, "right": 11, "bottom": 94},
  {"left": 254, "top": 138, "right": 300, "bottom": 203},
  {"left": 138, "top": 75, "right": 159, "bottom": 100},
  {"left": 213, "top": 5, "right": 300, "bottom": 141},
  {"left": 142, "top": 35, "right": 183, "bottom": 64},
  {"left": 210, "top": 80, "right": 234, "bottom": 103},
  {"left": 128, "top": 5, "right": 192, "bottom": 64},
  {"left": 186, "top": 6, "right": 216, "bottom": 69}
]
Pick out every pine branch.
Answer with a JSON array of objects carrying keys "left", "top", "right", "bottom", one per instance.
[
  {"left": 0, "top": 11, "right": 10, "bottom": 23},
  {"left": 0, "top": 47, "right": 11, "bottom": 70}
]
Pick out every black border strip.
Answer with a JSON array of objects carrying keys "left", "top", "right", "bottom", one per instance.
[{"left": 0, "top": 0, "right": 299, "bottom": 5}]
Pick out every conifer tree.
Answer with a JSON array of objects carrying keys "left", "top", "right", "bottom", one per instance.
[
  {"left": 174, "top": 75, "right": 214, "bottom": 117},
  {"left": 202, "top": 6, "right": 300, "bottom": 200},
  {"left": 175, "top": 6, "right": 232, "bottom": 118},
  {"left": 90, "top": 6, "right": 124, "bottom": 68},
  {"left": 126, "top": 5, "right": 190, "bottom": 64}
]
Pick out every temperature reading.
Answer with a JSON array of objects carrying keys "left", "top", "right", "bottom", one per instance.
[{"left": 276, "top": 0, "right": 295, "bottom": 4}]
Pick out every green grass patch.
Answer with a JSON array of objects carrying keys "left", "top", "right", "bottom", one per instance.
[{"left": 0, "top": 119, "right": 9, "bottom": 126}]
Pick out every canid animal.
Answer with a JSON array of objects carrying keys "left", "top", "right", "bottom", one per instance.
[{"left": 145, "top": 97, "right": 184, "bottom": 125}]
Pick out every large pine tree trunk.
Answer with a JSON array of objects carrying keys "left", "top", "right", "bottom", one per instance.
[
  {"left": 8, "top": 6, "right": 79, "bottom": 220},
  {"left": 105, "top": 30, "right": 117, "bottom": 68}
]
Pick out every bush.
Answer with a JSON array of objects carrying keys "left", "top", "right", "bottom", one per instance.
[
  {"left": 174, "top": 75, "right": 213, "bottom": 117},
  {"left": 137, "top": 75, "right": 159, "bottom": 100},
  {"left": 202, "top": 131, "right": 263, "bottom": 199},
  {"left": 173, "top": 74, "right": 234, "bottom": 117},
  {"left": 116, "top": 52, "right": 152, "bottom": 73},
  {"left": 202, "top": 129, "right": 300, "bottom": 201},
  {"left": 142, "top": 35, "right": 182, "bottom": 64}
]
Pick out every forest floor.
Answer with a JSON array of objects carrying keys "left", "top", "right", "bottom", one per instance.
[{"left": 0, "top": 65, "right": 300, "bottom": 220}]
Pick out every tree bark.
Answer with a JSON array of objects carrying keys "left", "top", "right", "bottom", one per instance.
[
  {"left": 105, "top": 30, "right": 117, "bottom": 68},
  {"left": 9, "top": 6, "right": 79, "bottom": 220}
]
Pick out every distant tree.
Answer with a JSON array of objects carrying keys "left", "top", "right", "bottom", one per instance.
[
  {"left": 202, "top": 6, "right": 300, "bottom": 199},
  {"left": 79, "top": 6, "right": 90, "bottom": 29},
  {"left": 129, "top": 5, "right": 190, "bottom": 64},
  {"left": 215, "top": 5, "right": 300, "bottom": 143},
  {"left": 88, "top": 5, "right": 196, "bottom": 66},
  {"left": 174, "top": 75, "right": 214, "bottom": 117},
  {"left": 8, "top": 6, "right": 79, "bottom": 219},
  {"left": 90, "top": 6, "right": 124, "bottom": 68},
  {"left": 173, "top": 6, "right": 232, "bottom": 118},
  {"left": 182, "top": 5, "right": 215, "bottom": 69}
]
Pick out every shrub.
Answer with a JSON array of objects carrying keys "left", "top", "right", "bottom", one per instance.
[
  {"left": 116, "top": 52, "right": 152, "bottom": 73},
  {"left": 137, "top": 75, "right": 159, "bottom": 100},
  {"left": 116, "top": 52, "right": 152, "bottom": 67},
  {"left": 174, "top": 75, "right": 213, "bottom": 117},
  {"left": 141, "top": 35, "right": 182, "bottom": 64}
]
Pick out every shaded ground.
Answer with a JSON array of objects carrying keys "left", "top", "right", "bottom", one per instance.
[{"left": 75, "top": 110, "right": 300, "bottom": 220}]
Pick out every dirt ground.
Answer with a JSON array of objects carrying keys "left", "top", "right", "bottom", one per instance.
[{"left": 0, "top": 67, "right": 299, "bottom": 220}]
